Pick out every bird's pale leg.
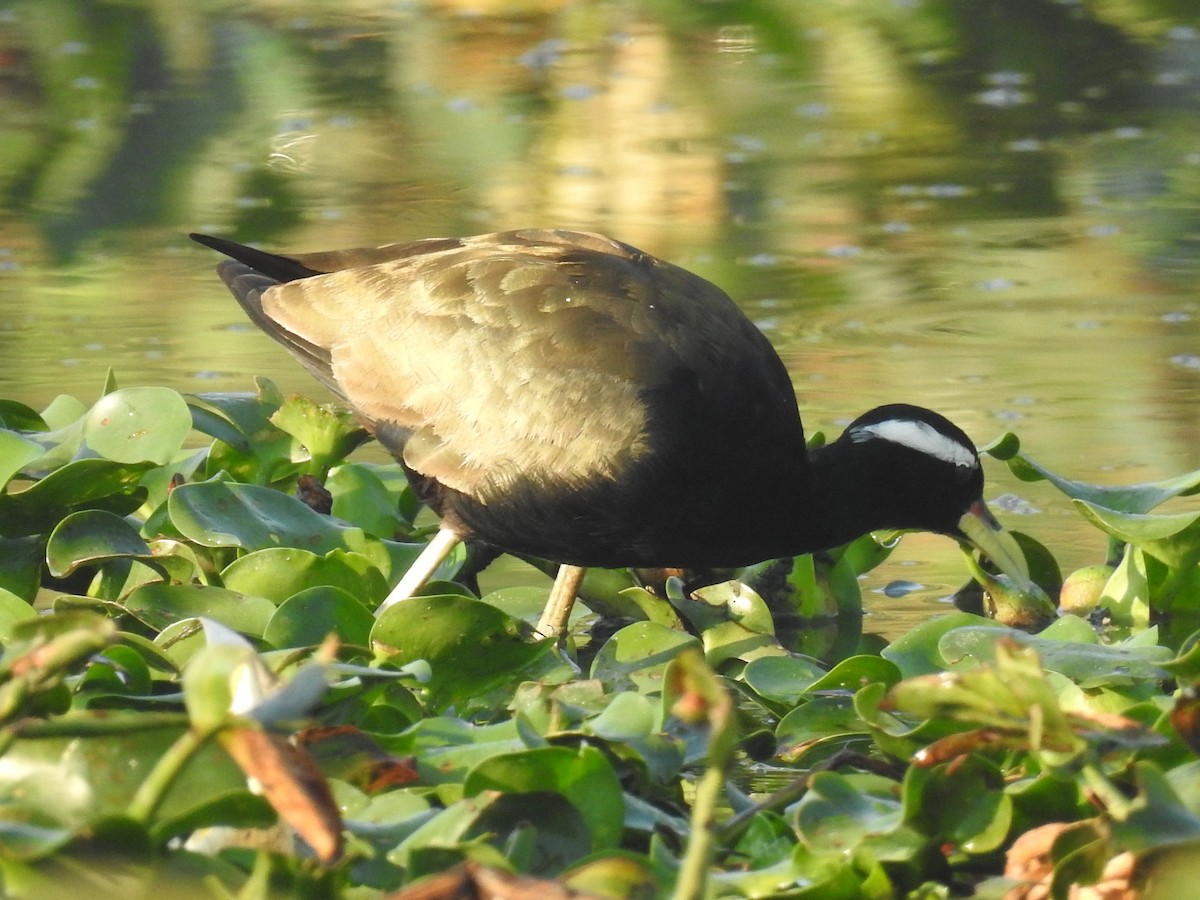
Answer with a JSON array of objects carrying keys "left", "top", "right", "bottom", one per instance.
[
  {"left": 376, "top": 525, "right": 463, "bottom": 615},
  {"left": 535, "top": 564, "right": 586, "bottom": 639}
]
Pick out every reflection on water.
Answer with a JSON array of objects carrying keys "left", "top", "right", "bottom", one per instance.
[{"left": 2, "top": 0, "right": 1200, "bottom": 636}]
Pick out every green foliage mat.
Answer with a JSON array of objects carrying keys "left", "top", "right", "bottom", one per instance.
[{"left": 2, "top": 375, "right": 1200, "bottom": 898}]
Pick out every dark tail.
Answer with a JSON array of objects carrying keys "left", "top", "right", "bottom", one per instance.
[{"left": 189, "top": 233, "right": 324, "bottom": 282}]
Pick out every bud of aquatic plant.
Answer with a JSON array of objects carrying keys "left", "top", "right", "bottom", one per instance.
[{"left": 1059, "top": 564, "right": 1116, "bottom": 616}]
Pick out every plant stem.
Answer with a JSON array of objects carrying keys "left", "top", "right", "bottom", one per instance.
[
  {"left": 672, "top": 763, "right": 727, "bottom": 900},
  {"left": 126, "top": 725, "right": 216, "bottom": 825}
]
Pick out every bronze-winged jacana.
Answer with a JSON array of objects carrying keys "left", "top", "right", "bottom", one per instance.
[{"left": 191, "top": 229, "right": 1030, "bottom": 637}]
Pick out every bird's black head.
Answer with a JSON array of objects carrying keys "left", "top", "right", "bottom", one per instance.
[{"left": 825, "top": 403, "right": 985, "bottom": 538}]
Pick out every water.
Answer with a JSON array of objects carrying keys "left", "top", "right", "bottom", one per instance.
[{"left": 2, "top": 1, "right": 1199, "bottom": 637}]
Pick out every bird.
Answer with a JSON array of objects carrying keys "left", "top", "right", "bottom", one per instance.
[{"left": 191, "top": 228, "right": 1030, "bottom": 638}]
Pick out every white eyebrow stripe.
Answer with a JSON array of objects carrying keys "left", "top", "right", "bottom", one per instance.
[{"left": 850, "top": 419, "right": 978, "bottom": 468}]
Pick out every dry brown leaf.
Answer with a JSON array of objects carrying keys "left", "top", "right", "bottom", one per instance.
[
  {"left": 1003, "top": 822, "right": 1136, "bottom": 900},
  {"left": 386, "top": 861, "right": 609, "bottom": 900},
  {"left": 220, "top": 726, "right": 343, "bottom": 863}
]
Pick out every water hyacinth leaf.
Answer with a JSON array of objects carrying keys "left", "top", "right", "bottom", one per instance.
[
  {"left": 985, "top": 435, "right": 1200, "bottom": 513},
  {"left": 0, "top": 458, "right": 151, "bottom": 537},
  {"left": 0, "top": 587, "right": 37, "bottom": 641},
  {"left": 1096, "top": 546, "right": 1152, "bottom": 626},
  {"left": 589, "top": 622, "right": 700, "bottom": 693},
  {"left": 741, "top": 654, "right": 828, "bottom": 705},
  {"left": 562, "top": 854, "right": 661, "bottom": 899},
  {"left": 327, "top": 462, "right": 408, "bottom": 537},
  {"left": 939, "top": 625, "right": 1172, "bottom": 688},
  {"left": 398, "top": 717, "right": 525, "bottom": 786},
  {"left": 479, "top": 586, "right": 557, "bottom": 623},
  {"left": 124, "top": 583, "right": 276, "bottom": 637},
  {"left": 701, "top": 620, "right": 785, "bottom": 668},
  {"left": 168, "top": 479, "right": 351, "bottom": 552},
  {"left": 0, "top": 536, "right": 42, "bottom": 602},
  {"left": 388, "top": 793, "right": 504, "bottom": 868},
  {"left": 202, "top": 427, "right": 298, "bottom": 489},
  {"left": 0, "top": 429, "right": 44, "bottom": 486},
  {"left": 0, "top": 722, "right": 188, "bottom": 844},
  {"left": 40, "top": 395, "right": 88, "bottom": 431},
  {"left": 186, "top": 395, "right": 255, "bottom": 452},
  {"left": 855, "top": 681, "right": 948, "bottom": 761},
  {"left": 805, "top": 655, "right": 903, "bottom": 695},
  {"left": 76, "top": 643, "right": 155, "bottom": 698},
  {"left": 904, "top": 757, "right": 1013, "bottom": 854},
  {"left": 1110, "top": 762, "right": 1200, "bottom": 853},
  {"left": 372, "top": 595, "right": 550, "bottom": 711},
  {"left": 46, "top": 509, "right": 155, "bottom": 578},
  {"left": 464, "top": 744, "right": 624, "bottom": 851},
  {"left": 221, "top": 547, "right": 387, "bottom": 607},
  {"left": 82, "top": 387, "right": 192, "bottom": 465},
  {"left": 587, "top": 691, "right": 658, "bottom": 741},
  {"left": 609, "top": 585, "right": 679, "bottom": 627},
  {"left": 263, "top": 585, "right": 375, "bottom": 649},
  {"left": 776, "top": 695, "right": 867, "bottom": 753},
  {"left": 154, "top": 618, "right": 208, "bottom": 669},
  {"left": 270, "top": 395, "right": 369, "bottom": 474},
  {"left": 692, "top": 580, "right": 775, "bottom": 635},
  {"left": 0, "top": 398, "right": 47, "bottom": 431},
  {"left": 787, "top": 553, "right": 839, "bottom": 620},
  {"left": 881, "top": 612, "right": 1005, "bottom": 677},
  {"left": 1074, "top": 500, "right": 1200, "bottom": 571},
  {"left": 190, "top": 379, "right": 286, "bottom": 443},
  {"left": 793, "top": 771, "right": 905, "bottom": 856}
]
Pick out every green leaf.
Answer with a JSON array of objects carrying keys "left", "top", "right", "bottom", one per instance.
[
  {"left": 793, "top": 771, "right": 905, "bottom": 856},
  {"left": 0, "top": 459, "right": 151, "bottom": 538},
  {"left": 0, "top": 719, "right": 247, "bottom": 854},
  {"left": 40, "top": 395, "right": 88, "bottom": 431},
  {"left": 221, "top": 547, "right": 387, "bottom": 607},
  {"left": 986, "top": 436, "right": 1200, "bottom": 513},
  {"left": 805, "top": 655, "right": 902, "bottom": 695},
  {"left": 741, "top": 655, "right": 828, "bottom": 705},
  {"left": 45, "top": 509, "right": 155, "bottom": 578},
  {"left": 464, "top": 745, "right": 624, "bottom": 851},
  {"left": 124, "top": 583, "right": 276, "bottom": 637},
  {"left": 169, "top": 479, "right": 430, "bottom": 583},
  {"left": 327, "top": 462, "right": 408, "bottom": 537},
  {"left": 881, "top": 612, "right": 1004, "bottom": 677},
  {"left": 1075, "top": 500, "right": 1200, "bottom": 571},
  {"left": 939, "top": 624, "right": 1172, "bottom": 688},
  {"left": 903, "top": 757, "right": 1012, "bottom": 854},
  {"left": 1096, "top": 546, "right": 1151, "bottom": 625},
  {"left": 0, "top": 429, "right": 44, "bottom": 487},
  {"left": 270, "top": 396, "right": 369, "bottom": 475},
  {"left": 0, "top": 587, "right": 37, "bottom": 641},
  {"left": 1110, "top": 762, "right": 1200, "bottom": 853},
  {"left": 263, "top": 585, "right": 375, "bottom": 649},
  {"left": 82, "top": 387, "right": 192, "bottom": 465},
  {"left": 0, "top": 536, "right": 44, "bottom": 601},
  {"left": 589, "top": 622, "right": 700, "bottom": 693},
  {"left": 776, "top": 696, "right": 868, "bottom": 751},
  {"left": 0, "top": 399, "right": 48, "bottom": 431},
  {"left": 371, "top": 595, "right": 550, "bottom": 711}
]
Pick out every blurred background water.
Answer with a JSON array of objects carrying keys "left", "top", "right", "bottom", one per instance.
[{"left": 2, "top": 0, "right": 1199, "bottom": 635}]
